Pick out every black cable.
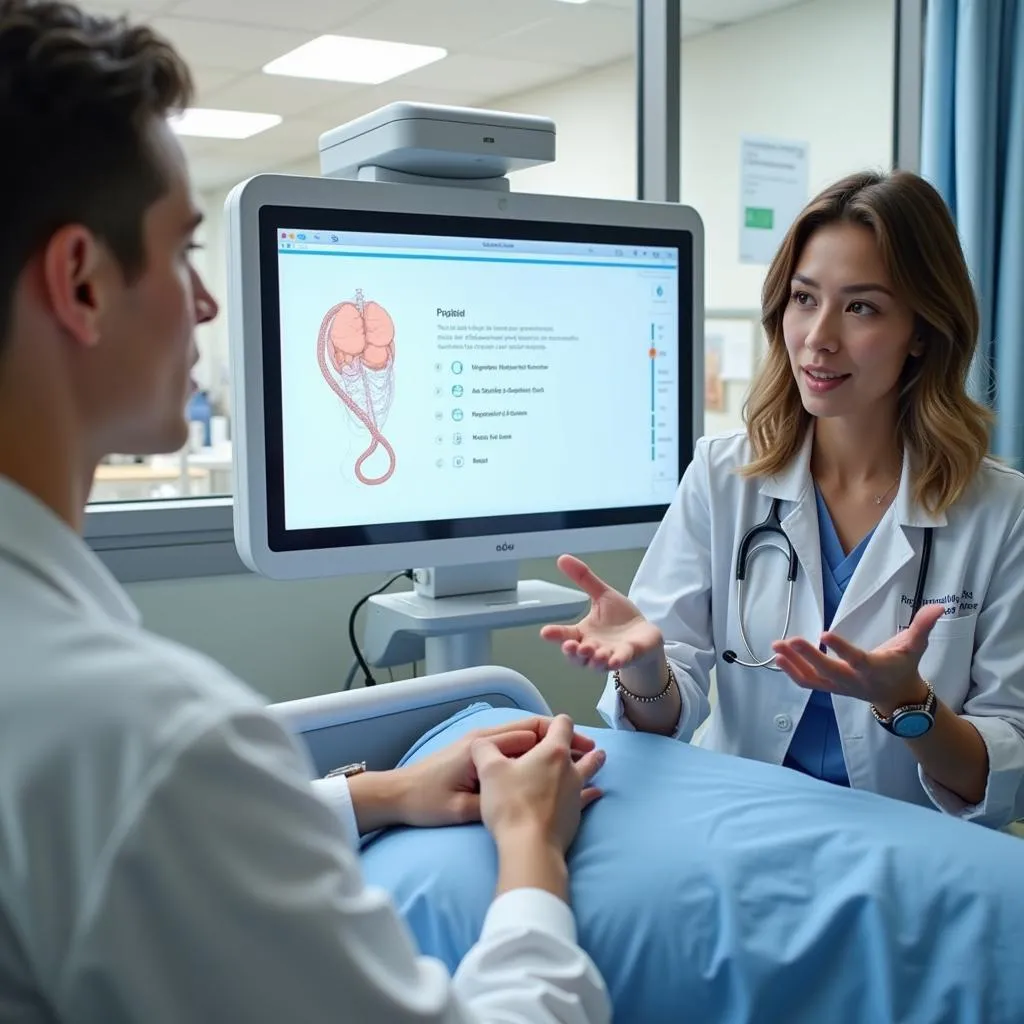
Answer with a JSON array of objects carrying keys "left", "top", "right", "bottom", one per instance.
[{"left": 348, "top": 570, "right": 413, "bottom": 687}]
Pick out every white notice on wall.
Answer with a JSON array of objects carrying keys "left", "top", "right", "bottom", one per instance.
[
  {"left": 739, "top": 136, "right": 809, "bottom": 265},
  {"left": 707, "top": 318, "right": 756, "bottom": 381}
]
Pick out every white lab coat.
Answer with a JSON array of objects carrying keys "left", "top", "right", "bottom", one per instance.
[
  {"left": 598, "top": 429, "right": 1024, "bottom": 828},
  {"left": 0, "top": 476, "right": 609, "bottom": 1024}
]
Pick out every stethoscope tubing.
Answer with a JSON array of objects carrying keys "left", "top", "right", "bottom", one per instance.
[{"left": 725, "top": 497, "right": 933, "bottom": 671}]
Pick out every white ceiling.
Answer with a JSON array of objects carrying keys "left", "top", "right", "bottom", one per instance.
[{"left": 83, "top": 0, "right": 805, "bottom": 190}]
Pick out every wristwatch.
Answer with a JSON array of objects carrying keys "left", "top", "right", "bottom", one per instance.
[
  {"left": 870, "top": 682, "right": 937, "bottom": 738},
  {"left": 323, "top": 761, "right": 367, "bottom": 779}
]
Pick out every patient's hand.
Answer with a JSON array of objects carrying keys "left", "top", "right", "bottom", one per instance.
[
  {"left": 472, "top": 715, "right": 605, "bottom": 902},
  {"left": 393, "top": 715, "right": 600, "bottom": 829},
  {"left": 473, "top": 714, "right": 605, "bottom": 855}
]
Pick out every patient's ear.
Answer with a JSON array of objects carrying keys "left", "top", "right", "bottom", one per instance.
[{"left": 42, "top": 225, "right": 107, "bottom": 349}]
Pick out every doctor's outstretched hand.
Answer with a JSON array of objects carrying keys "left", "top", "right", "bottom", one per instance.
[
  {"left": 771, "top": 603, "right": 947, "bottom": 714},
  {"left": 540, "top": 554, "right": 665, "bottom": 672}
]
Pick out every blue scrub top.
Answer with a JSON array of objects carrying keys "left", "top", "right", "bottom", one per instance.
[{"left": 782, "top": 487, "right": 874, "bottom": 787}]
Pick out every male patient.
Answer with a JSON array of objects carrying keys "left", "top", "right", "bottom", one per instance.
[{"left": 0, "top": 2, "right": 609, "bottom": 1021}]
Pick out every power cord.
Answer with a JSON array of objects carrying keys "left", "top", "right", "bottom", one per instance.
[
  {"left": 348, "top": 570, "right": 414, "bottom": 687},
  {"left": 342, "top": 655, "right": 417, "bottom": 690}
]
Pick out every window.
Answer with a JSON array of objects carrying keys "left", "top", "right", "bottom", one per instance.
[{"left": 679, "top": 0, "right": 897, "bottom": 436}]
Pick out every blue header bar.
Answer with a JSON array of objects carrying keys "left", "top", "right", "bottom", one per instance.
[{"left": 275, "top": 227, "right": 678, "bottom": 267}]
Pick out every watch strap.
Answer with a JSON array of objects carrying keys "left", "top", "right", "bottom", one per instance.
[
  {"left": 870, "top": 681, "right": 936, "bottom": 731},
  {"left": 324, "top": 761, "right": 367, "bottom": 780}
]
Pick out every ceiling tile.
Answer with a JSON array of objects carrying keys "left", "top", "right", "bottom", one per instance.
[
  {"left": 591, "top": 0, "right": 805, "bottom": 29},
  {"left": 201, "top": 71, "right": 362, "bottom": 118},
  {"left": 210, "top": 118, "right": 320, "bottom": 162},
  {"left": 177, "top": 134, "right": 223, "bottom": 161},
  {"left": 389, "top": 53, "right": 581, "bottom": 97},
  {"left": 147, "top": 16, "right": 313, "bottom": 72},
  {"left": 183, "top": 119, "right": 318, "bottom": 185},
  {"left": 481, "top": 4, "right": 635, "bottom": 67},
  {"left": 188, "top": 66, "right": 244, "bottom": 99},
  {"left": 334, "top": 0, "right": 563, "bottom": 50},
  {"left": 187, "top": 153, "right": 271, "bottom": 191},
  {"left": 81, "top": 0, "right": 181, "bottom": 14},
  {"left": 169, "top": 0, "right": 377, "bottom": 33},
  {"left": 357, "top": 79, "right": 497, "bottom": 109}
]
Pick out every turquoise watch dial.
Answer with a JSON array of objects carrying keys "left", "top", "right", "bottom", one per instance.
[
  {"left": 871, "top": 681, "right": 937, "bottom": 737},
  {"left": 891, "top": 709, "right": 934, "bottom": 738}
]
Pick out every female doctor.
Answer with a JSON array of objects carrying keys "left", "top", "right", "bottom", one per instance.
[{"left": 543, "top": 170, "right": 1024, "bottom": 829}]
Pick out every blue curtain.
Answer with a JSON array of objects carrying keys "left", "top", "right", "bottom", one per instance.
[{"left": 921, "top": 0, "right": 1024, "bottom": 462}]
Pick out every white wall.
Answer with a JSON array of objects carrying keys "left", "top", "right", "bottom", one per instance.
[
  {"left": 681, "top": 0, "right": 894, "bottom": 313},
  {"left": 681, "top": 0, "right": 894, "bottom": 430},
  {"left": 131, "top": 0, "right": 894, "bottom": 712},
  {"left": 495, "top": 59, "right": 638, "bottom": 201}
]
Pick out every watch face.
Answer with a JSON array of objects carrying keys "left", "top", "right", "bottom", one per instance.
[{"left": 892, "top": 710, "right": 933, "bottom": 738}]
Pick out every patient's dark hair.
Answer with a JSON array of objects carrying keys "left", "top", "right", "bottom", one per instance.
[{"left": 0, "top": 0, "right": 192, "bottom": 359}]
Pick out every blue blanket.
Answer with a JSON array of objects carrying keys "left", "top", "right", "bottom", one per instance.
[{"left": 360, "top": 705, "right": 1024, "bottom": 1023}]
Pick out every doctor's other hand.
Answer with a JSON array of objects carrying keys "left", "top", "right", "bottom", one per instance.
[
  {"left": 771, "top": 603, "right": 947, "bottom": 713},
  {"left": 472, "top": 714, "right": 605, "bottom": 856},
  {"left": 394, "top": 715, "right": 599, "bottom": 830},
  {"left": 541, "top": 554, "right": 664, "bottom": 673}
]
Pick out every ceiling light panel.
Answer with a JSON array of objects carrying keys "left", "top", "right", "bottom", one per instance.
[
  {"left": 169, "top": 108, "right": 283, "bottom": 139},
  {"left": 263, "top": 34, "right": 447, "bottom": 85}
]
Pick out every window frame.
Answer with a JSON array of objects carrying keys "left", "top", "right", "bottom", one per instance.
[{"left": 85, "top": 500, "right": 243, "bottom": 582}]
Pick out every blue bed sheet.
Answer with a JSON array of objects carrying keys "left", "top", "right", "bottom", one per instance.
[{"left": 360, "top": 705, "right": 1024, "bottom": 1023}]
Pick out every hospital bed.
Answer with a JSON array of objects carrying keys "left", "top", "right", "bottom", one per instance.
[
  {"left": 269, "top": 667, "right": 1024, "bottom": 1024},
  {"left": 267, "top": 665, "right": 550, "bottom": 777}
]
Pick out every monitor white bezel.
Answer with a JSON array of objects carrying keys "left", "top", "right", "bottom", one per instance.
[{"left": 226, "top": 173, "right": 704, "bottom": 581}]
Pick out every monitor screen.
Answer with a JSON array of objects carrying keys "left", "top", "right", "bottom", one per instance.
[
  {"left": 255, "top": 205, "right": 694, "bottom": 555},
  {"left": 228, "top": 173, "right": 705, "bottom": 582}
]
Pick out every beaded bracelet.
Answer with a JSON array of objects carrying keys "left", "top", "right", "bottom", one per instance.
[{"left": 613, "top": 661, "right": 677, "bottom": 703}]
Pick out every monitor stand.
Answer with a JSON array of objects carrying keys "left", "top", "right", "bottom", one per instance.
[
  {"left": 362, "top": 562, "right": 588, "bottom": 675},
  {"left": 324, "top": 104, "right": 583, "bottom": 676}
]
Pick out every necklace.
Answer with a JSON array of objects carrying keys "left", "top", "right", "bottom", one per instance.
[{"left": 873, "top": 461, "right": 903, "bottom": 505}]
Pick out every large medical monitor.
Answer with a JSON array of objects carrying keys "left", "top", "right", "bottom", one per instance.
[{"left": 226, "top": 174, "right": 703, "bottom": 581}]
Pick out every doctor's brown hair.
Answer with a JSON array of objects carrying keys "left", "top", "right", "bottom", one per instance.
[
  {"left": 741, "top": 170, "right": 991, "bottom": 515},
  {"left": 0, "top": 0, "right": 192, "bottom": 357}
]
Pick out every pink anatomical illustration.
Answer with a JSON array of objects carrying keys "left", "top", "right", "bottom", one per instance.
[{"left": 316, "top": 288, "right": 397, "bottom": 485}]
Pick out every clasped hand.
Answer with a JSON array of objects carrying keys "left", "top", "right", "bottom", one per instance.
[
  {"left": 771, "top": 603, "right": 945, "bottom": 713},
  {"left": 393, "top": 715, "right": 605, "bottom": 845}
]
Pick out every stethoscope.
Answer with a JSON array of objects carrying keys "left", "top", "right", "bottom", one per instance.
[{"left": 722, "top": 497, "right": 934, "bottom": 670}]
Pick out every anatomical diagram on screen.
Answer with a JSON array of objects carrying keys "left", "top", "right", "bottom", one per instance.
[{"left": 316, "top": 288, "right": 397, "bottom": 485}]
